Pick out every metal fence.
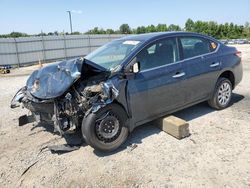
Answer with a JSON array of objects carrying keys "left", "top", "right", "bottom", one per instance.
[{"left": 0, "top": 34, "right": 126, "bottom": 66}]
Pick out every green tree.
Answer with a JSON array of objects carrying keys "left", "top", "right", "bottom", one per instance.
[
  {"left": 98, "top": 28, "right": 106, "bottom": 34},
  {"left": 146, "top": 25, "right": 157, "bottom": 32},
  {"left": 168, "top": 24, "right": 181, "bottom": 31},
  {"left": 185, "top": 18, "right": 194, "bottom": 31},
  {"left": 136, "top": 26, "right": 147, "bottom": 34},
  {"left": 223, "top": 24, "right": 229, "bottom": 38},
  {"left": 53, "top": 31, "right": 59, "bottom": 36},
  {"left": 207, "top": 21, "right": 218, "bottom": 37},
  {"left": 86, "top": 27, "right": 104, "bottom": 34},
  {"left": 106, "top": 29, "right": 115, "bottom": 34},
  {"left": 243, "top": 22, "right": 250, "bottom": 38},
  {"left": 156, "top": 24, "right": 168, "bottom": 32},
  {"left": 71, "top": 31, "right": 81, "bottom": 35},
  {"left": 9, "top": 32, "right": 29, "bottom": 38},
  {"left": 119, "top": 24, "right": 131, "bottom": 34}
]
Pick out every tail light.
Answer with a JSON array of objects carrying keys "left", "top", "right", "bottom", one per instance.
[{"left": 235, "top": 51, "right": 242, "bottom": 59}]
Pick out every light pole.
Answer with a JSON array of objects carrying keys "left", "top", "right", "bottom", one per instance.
[{"left": 67, "top": 11, "right": 73, "bottom": 34}]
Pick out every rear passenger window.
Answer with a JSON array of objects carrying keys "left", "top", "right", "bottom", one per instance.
[
  {"left": 180, "top": 37, "right": 212, "bottom": 59},
  {"left": 136, "top": 38, "right": 179, "bottom": 71}
]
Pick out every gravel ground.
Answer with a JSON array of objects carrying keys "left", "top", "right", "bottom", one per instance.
[{"left": 0, "top": 45, "right": 250, "bottom": 188}]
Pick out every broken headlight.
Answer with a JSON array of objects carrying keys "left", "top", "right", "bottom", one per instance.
[{"left": 31, "top": 79, "right": 40, "bottom": 93}]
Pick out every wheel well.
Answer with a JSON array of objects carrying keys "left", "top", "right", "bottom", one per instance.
[
  {"left": 113, "top": 100, "right": 129, "bottom": 119},
  {"left": 219, "top": 71, "right": 235, "bottom": 88}
]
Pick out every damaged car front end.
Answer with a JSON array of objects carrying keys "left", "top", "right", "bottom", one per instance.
[
  {"left": 11, "top": 58, "right": 122, "bottom": 133},
  {"left": 11, "top": 38, "right": 142, "bottom": 151}
]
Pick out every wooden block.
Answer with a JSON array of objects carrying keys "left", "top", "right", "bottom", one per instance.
[{"left": 156, "top": 115, "right": 190, "bottom": 139}]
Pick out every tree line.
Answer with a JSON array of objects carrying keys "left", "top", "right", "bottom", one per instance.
[{"left": 1, "top": 19, "right": 250, "bottom": 39}]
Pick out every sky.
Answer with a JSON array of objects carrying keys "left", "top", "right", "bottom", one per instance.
[{"left": 0, "top": 0, "right": 249, "bottom": 34}]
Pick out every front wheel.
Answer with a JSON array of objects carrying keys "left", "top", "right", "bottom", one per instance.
[
  {"left": 81, "top": 104, "right": 129, "bottom": 152},
  {"left": 208, "top": 77, "right": 232, "bottom": 110}
]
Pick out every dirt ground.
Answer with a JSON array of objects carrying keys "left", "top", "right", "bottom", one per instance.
[{"left": 0, "top": 45, "right": 250, "bottom": 188}]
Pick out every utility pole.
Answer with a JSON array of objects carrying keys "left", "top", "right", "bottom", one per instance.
[{"left": 67, "top": 11, "right": 73, "bottom": 34}]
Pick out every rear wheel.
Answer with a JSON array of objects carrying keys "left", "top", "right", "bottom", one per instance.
[
  {"left": 208, "top": 77, "right": 232, "bottom": 110},
  {"left": 81, "top": 104, "right": 129, "bottom": 151}
]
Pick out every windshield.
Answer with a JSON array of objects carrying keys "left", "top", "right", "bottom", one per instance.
[{"left": 85, "top": 40, "right": 142, "bottom": 71}]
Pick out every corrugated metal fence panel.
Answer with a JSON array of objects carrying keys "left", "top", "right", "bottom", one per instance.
[
  {"left": 0, "top": 38, "right": 18, "bottom": 65},
  {"left": 0, "top": 34, "right": 127, "bottom": 66},
  {"left": 43, "top": 36, "right": 65, "bottom": 50},
  {"left": 19, "top": 51, "right": 44, "bottom": 64},
  {"left": 0, "top": 38, "right": 16, "bottom": 53},
  {"left": 65, "top": 35, "right": 90, "bottom": 58},
  {"left": 15, "top": 37, "right": 44, "bottom": 64},
  {"left": 16, "top": 37, "right": 43, "bottom": 52},
  {"left": 0, "top": 54, "right": 18, "bottom": 65}
]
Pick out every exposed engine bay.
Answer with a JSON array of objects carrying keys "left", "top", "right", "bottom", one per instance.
[{"left": 11, "top": 58, "right": 122, "bottom": 135}]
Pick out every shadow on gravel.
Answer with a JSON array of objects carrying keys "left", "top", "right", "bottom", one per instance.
[
  {"left": 47, "top": 131, "right": 86, "bottom": 155},
  {"left": 94, "top": 123, "right": 161, "bottom": 157},
  {"left": 94, "top": 93, "right": 244, "bottom": 156},
  {"left": 230, "top": 93, "right": 245, "bottom": 105},
  {"left": 29, "top": 93, "right": 245, "bottom": 155},
  {"left": 31, "top": 122, "right": 86, "bottom": 154},
  {"left": 30, "top": 121, "right": 54, "bottom": 132},
  {"left": 174, "top": 93, "right": 244, "bottom": 121}
]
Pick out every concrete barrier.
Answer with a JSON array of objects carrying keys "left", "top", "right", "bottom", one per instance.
[{"left": 156, "top": 115, "right": 190, "bottom": 139}]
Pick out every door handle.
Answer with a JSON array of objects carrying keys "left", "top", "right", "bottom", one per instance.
[
  {"left": 210, "top": 62, "right": 220, "bottom": 67},
  {"left": 172, "top": 72, "right": 186, "bottom": 78}
]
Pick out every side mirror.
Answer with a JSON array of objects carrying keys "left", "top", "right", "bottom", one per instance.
[
  {"left": 124, "top": 57, "right": 140, "bottom": 75},
  {"left": 132, "top": 62, "right": 139, "bottom": 73}
]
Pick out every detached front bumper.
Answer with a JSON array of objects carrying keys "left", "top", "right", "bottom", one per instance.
[{"left": 10, "top": 86, "right": 54, "bottom": 122}]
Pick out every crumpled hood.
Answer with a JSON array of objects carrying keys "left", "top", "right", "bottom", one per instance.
[
  {"left": 26, "top": 58, "right": 107, "bottom": 99},
  {"left": 26, "top": 58, "right": 82, "bottom": 99}
]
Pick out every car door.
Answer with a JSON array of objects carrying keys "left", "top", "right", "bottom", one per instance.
[
  {"left": 179, "top": 36, "right": 221, "bottom": 104},
  {"left": 126, "top": 37, "right": 186, "bottom": 125}
]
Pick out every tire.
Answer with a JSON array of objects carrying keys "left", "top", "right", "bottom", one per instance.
[
  {"left": 81, "top": 103, "right": 129, "bottom": 152},
  {"left": 208, "top": 77, "right": 232, "bottom": 110}
]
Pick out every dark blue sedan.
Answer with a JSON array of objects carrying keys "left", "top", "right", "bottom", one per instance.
[{"left": 11, "top": 32, "right": 243, "bottom": 151}]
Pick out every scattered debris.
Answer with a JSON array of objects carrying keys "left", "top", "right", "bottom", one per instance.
[
  {"left": 190, "top": 138, "right": 196, "bottom": 144},
  {"left": 28, "top": 130, "right": 44, "bottom": 136},
  {"left": 127, "top": 143, "right": 138, "bottom": 152},
  {"left": 21, "top": 160, "right": 39, "bottom": 177},
  {"left": 215, "top": 126, "right": 230, "bottom": 132},
  {"left": 48, "top": 144, "right": 81, "bottom": 154}
]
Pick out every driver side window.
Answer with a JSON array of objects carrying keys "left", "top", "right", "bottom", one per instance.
[{"left": 136, "top": 37, "right": 179, "bottom": 71}]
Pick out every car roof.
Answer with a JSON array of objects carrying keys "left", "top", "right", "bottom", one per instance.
[{"left": 117, "top": 31, "right": 218, "bottom": 43}]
